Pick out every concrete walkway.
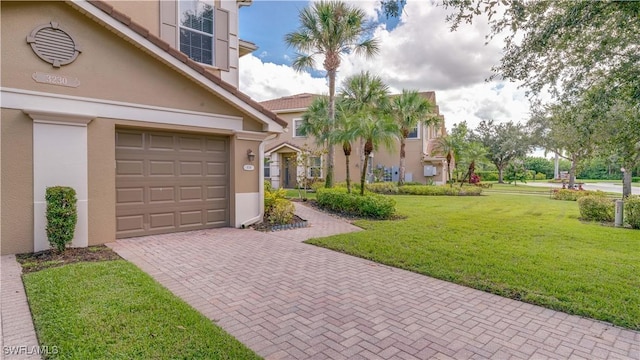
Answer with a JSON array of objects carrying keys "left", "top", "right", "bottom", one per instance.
[
  {"left": 1, "top": 255, "right": 40, "bottom": 360},
  {"left": 108, "top": 203, "right": 640, "bottom": 360}
]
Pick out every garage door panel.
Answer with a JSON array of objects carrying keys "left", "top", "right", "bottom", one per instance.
[
  {"left": 148, "top": 134, "right": 176, "bottom": 150},
  {"left": 180, "top": 161, "right": 204, "bottom": 176},
  {"left": 116, "top": 160, "right": 144, "bottom": 176},
  {"left": 116, "top": 129, "right": 229, "bottom": 238},
  {"left": 149, "top": 161, "right": 176, "bottom": 176},
  {"left": 180, "top": 186, "right": 203, "bottom": 201},
  {"left": 116, "top": 131, "right": 144, "bottom": 148},
  {"left": 179, "top": 136, "right": 204, "bottom": 151},
  {"left": 117, "top": 187, "right": 145, "bottom": 204},
  {"left": 117, "top": 215, "right": 145, "bottom": 232},
  {"left": 149, "top": 187, "right": 175, "bottom": 203}
]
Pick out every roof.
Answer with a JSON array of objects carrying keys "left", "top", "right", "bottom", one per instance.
[
  {"left": 74, "top": 0, "right": 287, "bottom": 129},
  {"left": 265, "top": 142, "right": 303, "bottom": 154},
  {"left": 261, "top": 91, "right": 439, "bottom": 114},
  {"left": 260, "top": 93, "right": 322, "bottom": 112}
]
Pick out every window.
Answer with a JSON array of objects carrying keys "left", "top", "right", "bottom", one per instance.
[
  {"left": 264, "top": 157, "right": 270, "bottom": 178},
  {"left": 293, "top": 119, "right": 306, "bottom": 137},
  {"left": 179, "top": 1, "right": 214, "bottom": 65},
  {"left": 309, "top": 156, "right": 322, "bottom": 178},
  {"left": 407, "top": 125, "right": 419, "bottom": 139}
]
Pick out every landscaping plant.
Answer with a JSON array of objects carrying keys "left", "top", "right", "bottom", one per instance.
[
  {"left": 577, "top": 195, "right": 614, "bottom": 222},
  {"left": 625, "top": 196, "right": 640, "bottom": 229},
  {"left": 45, "top": 186, "right": 77, "bottom": 253}
]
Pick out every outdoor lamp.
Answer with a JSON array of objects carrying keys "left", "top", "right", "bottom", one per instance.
[{"left": 247, "top": 149, "right": 256, "bottom": 162}]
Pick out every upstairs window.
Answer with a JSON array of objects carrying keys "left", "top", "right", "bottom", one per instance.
[
  {"left": 179, "top": 1, "right": 214, "bottom": 65},
  {"left": 293, "top": 119, "right": 307, "bottom": 138},
  {"left": 407, "top": 125, "right": 419, "bottom": 139}
]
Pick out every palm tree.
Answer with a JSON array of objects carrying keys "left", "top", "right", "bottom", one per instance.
[
  {"left": 389, "top": 90, "right": 437, "bottom": 186},
  {"left": 301, "top": 97, "right": 357, "bottom": 193},
  {"left": 285, "top": 1, "right": 380, "bottom": 188},
  {"left": 340, "top": 72, "right": 397, "bottom": 195},
  {"left": 433, "top": 136, "right": 457, "bottom": 187},
  {"left": 459, "top": 141, "right": 488, "bottom": 187}
]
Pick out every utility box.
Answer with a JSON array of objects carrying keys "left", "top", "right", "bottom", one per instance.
[
  {"left": 615, "top": 200, "right": 624, "bottom": 227},
  {"left": 424, "top": 165, "right": 436, "bottom": 177}
]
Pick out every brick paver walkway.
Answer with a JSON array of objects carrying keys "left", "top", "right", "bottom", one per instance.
[
  {"left": 1, "top": 255, "right": 40, "bottom": 360},
  {"left": 108, "top": 203, "right": 640, "bottom": 359}
]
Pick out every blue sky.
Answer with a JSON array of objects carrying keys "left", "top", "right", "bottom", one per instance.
[
  {"left": 236, "top": 1, "right": 532, "bottom": 134},
  {"left": 239, "top": 1, "right": 402, "bottom": 69}
]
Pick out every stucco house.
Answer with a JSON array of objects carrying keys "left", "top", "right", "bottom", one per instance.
[
  {"left": 1, "top": 0, "right": 287, "bottom": 255},
  {"left": 260, "top": 92, "right": 450, "bottom": 189}
]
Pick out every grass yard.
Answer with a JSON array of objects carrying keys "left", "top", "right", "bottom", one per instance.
[
  {"left": 22, "top": 260, "right": 260, "bottom": 360},
  {"left": 306, "top": 194, "right": 640, "bottom": 330}
]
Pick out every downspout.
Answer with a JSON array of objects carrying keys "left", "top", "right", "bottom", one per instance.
[{"left": 241, "top": 132, "right": 279, "bottom": 228}]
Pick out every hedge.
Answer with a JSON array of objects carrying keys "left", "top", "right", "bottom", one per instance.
[
  {"left": 577, "top": 196, "right": 614, "bottom": 222},
  {"left": 316, "top": 188, "right": 396, "bottom": 219},
  {"left": 552, "top": 189, "right": 606, "bottom": 201},
  {"left": 625, "top": 196, "right": 640, "bottom": 229},
  {"left": 398, "top": 185, "right": 483, "bottom": 196}
]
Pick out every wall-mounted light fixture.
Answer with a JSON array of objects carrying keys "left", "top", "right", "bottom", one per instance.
[{"left": 247, "top": 149, "right": 256, "bottom": 162}]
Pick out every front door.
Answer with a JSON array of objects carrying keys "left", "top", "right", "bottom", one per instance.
[{"left": 282, "top": 154, "right": 297, "bottom": 188}]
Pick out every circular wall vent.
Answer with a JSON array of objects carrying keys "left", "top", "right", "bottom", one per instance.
[{"left": 27, "top": 22, "right": 82, "bottom": 68}]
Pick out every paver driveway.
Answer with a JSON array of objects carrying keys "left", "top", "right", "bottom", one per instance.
[{"left": 108, "top": 203, "right": 639, "bottom": 360}]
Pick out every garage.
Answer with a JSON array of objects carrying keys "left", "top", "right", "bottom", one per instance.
[{"left": 115, "top": 129, "right": 229, "bottom": 238}]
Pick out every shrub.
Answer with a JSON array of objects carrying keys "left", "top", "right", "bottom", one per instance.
[
  {"left": 316, "top": 188, "right": 396, "bottom": 219},
  {"left": 310, "top": 181, "right": 325, "bottom": 192},
  {"left": 45, "top": 186, "right": 78, "bottom": 253},
  {"left": 578, "top": 196, "right": 614, "bottom": 222},
  {"left": 535, "top": 172, "right": 547, "bottom": 180},
  {"left": 632, "top": 177, "right": 640, "bottom": 183},
  {"left": 267, "top": 198, "right": 295, "bottom": 225},
  {"left": 264, "top": 186, "right": 287, "bottom": 216},
  {"left": 475, "top": 171, "right": 499, "bottom": 182},
  {"left": 625, "top": 196, "right": 640, "bottom": 229},
  {"left": 552, "top": 189, "right": 606, "bottom": 201},
  {"left": 398, "top": 185, "right": 483, "bottom": 196},
  {"left": 366, "top": 182, "right": 399, "bottom": 194}
]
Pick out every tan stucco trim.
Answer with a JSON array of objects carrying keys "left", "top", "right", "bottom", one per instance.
[{"left": 88, "top": 118, "right": 116, "bottom": 246}]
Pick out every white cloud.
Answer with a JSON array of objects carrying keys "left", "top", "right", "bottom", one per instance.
[
  {"left": 239, "top": 1, "right": 532, "bottom": 130},
  {"left": 239, "top": 55, "right": 327, "bottom": 101}
]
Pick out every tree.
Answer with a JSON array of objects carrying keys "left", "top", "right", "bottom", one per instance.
[
  {"left": 474, "top": 120, "right": 530, "bottom": 184},
  {"left": 524, "top": 157, "right": 554, "bottom": 179},
  {"left": 459, "top": 141, "right": 487, "bottom": 186},
  {"left": 340, "top": 72, "right": 397, "bottom": 195},
  {"left": 285, "top": 1, "right": 380, "bottom": 188},
  {"left": 442, "top": 0, "right": 640, "bottom": 104},
  {"left": 389, "top": 90, "right": 437, "bottom": 186},
  {"left": 433, "top": 136, "right": 456, "bottom": 187}
]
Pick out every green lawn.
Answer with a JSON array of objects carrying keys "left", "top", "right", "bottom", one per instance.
[
  {"left": 23, "top": 260, "right": 260, "bottom": 360},
  {"left": 306, "top": 194, "right": 640, "bottom": 330}
]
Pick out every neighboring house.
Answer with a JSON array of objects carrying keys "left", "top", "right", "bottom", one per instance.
[
  {"left": 0, "top": 0, "right": 287, "bottom": 255},
  {"left": 260, "top": 92, "right": 450, "bottom": 189}
]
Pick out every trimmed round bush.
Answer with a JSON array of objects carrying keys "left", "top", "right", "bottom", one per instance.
[
  {"left": 552, "top": 189, "right": 606, "bottom": 201},
  {"left": 46, "top": 186, "right": 77, "bottom": 252},
  {"left": 578, "top": 196, "right": 614, "bottom": 222},
  {"left": 624, "top": 196, "right": 640, "bottom": 229},
  {"left": 316, "top": 188, "right": 396, "bottom": 219}
]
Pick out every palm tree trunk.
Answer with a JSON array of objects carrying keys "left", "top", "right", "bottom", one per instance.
[
  {"left": 346, "top": 154, "right": 351, "bottom": 193},
  {"left": 360, "top": 155, "right": 369, "bottom": 195},
  {"left": 325, "top": 68, "right": 337, "bottom": 188},
  {"left": 398, "top": 137, "right": 406, "bottom": 186}
]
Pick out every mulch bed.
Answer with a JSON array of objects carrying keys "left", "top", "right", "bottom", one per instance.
[
  {"left": 251, "top": 214, "right": 308, "bottom": 232},
  {"left": 16, "top": 245, "right": 122, "bottom": 273}
]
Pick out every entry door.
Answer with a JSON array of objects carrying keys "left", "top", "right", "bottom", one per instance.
[{"left": 282, "top": 154, "right": 297, "bottom": 188}]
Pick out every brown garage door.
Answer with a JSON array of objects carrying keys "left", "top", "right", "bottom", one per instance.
[{"left": 115, "top": 129, "right": 229, "bottom": 238}]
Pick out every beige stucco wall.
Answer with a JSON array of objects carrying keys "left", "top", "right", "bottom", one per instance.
[
  {"left": 1, "top": 1, "right": 276, "bottom": 253},
  {"left": 87, "top": 118, "right": 116, "bottom": 246},
  {"left": 265, "top": 111, "right": 448, "bottom": 185},
  {"left": 1, "top": 109, "right": 34, "bottom": 255},
  {"left": 104, "top": 0, "right": 160, "bottom": 37},
  {"left": 1, "top": 1, "right": 245, "bottom": 118}
]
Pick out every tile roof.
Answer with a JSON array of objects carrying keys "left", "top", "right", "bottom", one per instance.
[
  {"left": 260, "top": 93, "right": 322, "bottom": 112},
  {"left": 261, "top": 91, "right": 440, "bottom": 114},
  {"left": 84, "top": 0, "right": 288, "bottom": 128}
]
